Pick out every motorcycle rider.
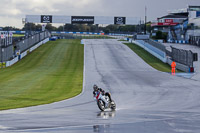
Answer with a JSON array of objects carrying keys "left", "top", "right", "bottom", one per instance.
[{"left": 93, "top": 84, "right": 109, "bottom": 108}]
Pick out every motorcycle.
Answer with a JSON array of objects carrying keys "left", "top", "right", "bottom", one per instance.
[{"left": 94, "top": 91, "right": 116, "bottom": 111}]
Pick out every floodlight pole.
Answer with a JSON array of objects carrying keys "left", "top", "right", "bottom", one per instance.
[{"left": 144, "top": 6, "right": 147, "bottom": 34}]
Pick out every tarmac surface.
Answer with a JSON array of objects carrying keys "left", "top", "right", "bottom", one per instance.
[{"left": 1, "top": 39, "right": 200, "bottom": 133}]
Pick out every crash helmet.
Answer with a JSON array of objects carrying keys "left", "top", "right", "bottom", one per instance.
[{"left": 93, "top": 84, "right": 98, "bottom": 91}]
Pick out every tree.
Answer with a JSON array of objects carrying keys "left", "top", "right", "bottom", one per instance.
[
  {"left": 45, "top": 23, "right": 57, "bottom": 31},
  {"left": 17, "top": 23, "right": 144, "bottom": 33},
  {"left": 22, "top": 23, "right": 36, "bottom": 31},
  {"left": 146, "top": 23, "right": 152, "bottom": 33},
  {"left": 35, "top": 24, "right": 42, "bottom": 31},
  {"left": 152, "top": 31, "right": 168, "bottom": 41},
  {"left": 102, "top": 25, "right": 118, "bottom": 33},
  {"left": 156, "top": 31, "right": 163, "bottom": 39},
  {"left": 57, "top": 25, "right": 64, "bottom": 31},
  {"left": 3, "top": 26, "right": 20, "bottom": 31},
  {"left": 64, "top": 24, "right": 73, "bottom": 31}
]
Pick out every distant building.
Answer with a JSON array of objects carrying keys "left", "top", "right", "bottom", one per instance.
[
  {"left": 188, "top": 6, "right": 200, "bottom": 27},
  {"left": 151, "top": 5, "right": 200, "bottom": 43},
  {"left": 151, "top": 10, "right": 188, "bottom": 33}
]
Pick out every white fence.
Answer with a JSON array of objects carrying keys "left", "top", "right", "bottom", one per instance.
[{"left": 132, "top": 39, "right": 167, "bottom": 63}]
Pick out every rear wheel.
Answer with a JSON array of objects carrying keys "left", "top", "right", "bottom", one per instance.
[{"left": 97, "top": 100, "right": 105, "bottom": 111}]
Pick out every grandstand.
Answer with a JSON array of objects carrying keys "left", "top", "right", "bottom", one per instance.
[{"left": 151, "top": 5, "right": 200, "bottom": 44}]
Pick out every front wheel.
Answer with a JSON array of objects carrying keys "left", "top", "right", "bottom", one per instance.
[
  {"left": 97, "top": 100, "right": 105, "bottom": 111},
  {"left": 110, "top": 100, "right": 116, "bottom": 110}
]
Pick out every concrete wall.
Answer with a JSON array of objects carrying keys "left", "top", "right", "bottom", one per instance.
[{"left": 132, "top": 39, "right": 167, "bottom": 63}]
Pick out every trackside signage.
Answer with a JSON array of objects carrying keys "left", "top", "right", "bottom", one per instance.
[
  {"left": 71, "top": 16, "right": 94, "bottom": 24},
  {"left": 165, "top": 19, "right": 173, "bottom": 23},
  {"left": 26, "top": 15, "right": 140, "bottom": 25},
  {"left": 41, "top": 15, "right": 52, "bottom": 23},
  {"left": 114, "top": 17, "right": 126, "bottom": 24}
]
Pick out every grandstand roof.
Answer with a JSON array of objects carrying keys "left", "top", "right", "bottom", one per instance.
[{"left": 159, "top": 14, "right": 188, "bottom": 19}]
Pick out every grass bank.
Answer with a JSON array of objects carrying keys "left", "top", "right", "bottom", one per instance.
[
  {"left": 0, "top": 39, "right": 83, "bottom": 110},
  {"left": 124, "top": 43, "right": 181, "bottom": 72}
]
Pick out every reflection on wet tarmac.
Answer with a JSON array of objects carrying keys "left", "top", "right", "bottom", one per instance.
[
  {"left": 93, "top": 125, "right": 110, "bottom": 133},
  {"left": 97, "top": 111, "right": 116, "bottom": 119}
]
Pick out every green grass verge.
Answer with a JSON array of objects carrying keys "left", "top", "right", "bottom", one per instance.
[
  {"left": 124, "top": 43, "right": 182, "bottom": 72},
  {"left": 0, "top": 39, "right": 83, "bottom": 110},
  {"left": 13, "top": 34, "right": 25, "bottom": 37}
]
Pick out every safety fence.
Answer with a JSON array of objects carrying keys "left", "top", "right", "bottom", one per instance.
[
  {"left": 165, "top": 46, "right": 197, "bottom": 72},
  {"left": 0, "top": 45, "right": 13, "bottom": 62},
  {"left": 189, "top": 36, "right": 200, "bottom": 47},
  {"left": 0, "top": 31, "right": 50, "bottom": 68},
  {"left": 170, "top": 46, "right": 194, "bottom": 67},
  {"left": 16, "top": 31, "right": 50, "bottom": 53},
  {"left": 0, "top": 31, "right": 14, "bottom": 62},
  {"left": 5, "top": 38, "right": 49, "bottom": 67}
]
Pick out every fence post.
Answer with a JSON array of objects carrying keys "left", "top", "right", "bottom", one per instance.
[{"left": 190, "top": 50, "right": 194, "bottom": 67}]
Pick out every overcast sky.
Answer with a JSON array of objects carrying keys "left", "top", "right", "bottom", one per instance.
[{"left": 0, "top": 0, "right": 199, "bottom": 28}]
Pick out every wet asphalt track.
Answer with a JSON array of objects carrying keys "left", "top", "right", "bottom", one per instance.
[{"left": 1, "top": 39, "right": 200, "bottom": 133}]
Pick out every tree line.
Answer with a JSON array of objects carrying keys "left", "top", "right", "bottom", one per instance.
[{"left": 1, "top": 23, "right": 152, "bottom": 34}]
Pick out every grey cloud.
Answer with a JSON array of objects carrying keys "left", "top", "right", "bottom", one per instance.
[{"left": 0, "top": 0, "right": 199, "bottom": 28}]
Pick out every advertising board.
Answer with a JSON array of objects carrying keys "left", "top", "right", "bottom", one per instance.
[
  {"left": 114, "top": 17, "right": 126, "bottom": 24},
  {"left": 41, "top": 15, "right": 52, "bottom": 23},
  {"left": 71, "top": 16, "right": 94, "bottom": 24}
]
